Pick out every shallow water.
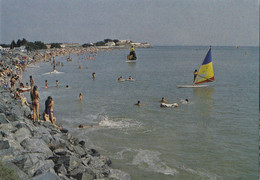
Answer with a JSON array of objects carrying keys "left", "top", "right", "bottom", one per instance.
[{"left": 22, "top": 46, "right": 259, "bottom": 179}]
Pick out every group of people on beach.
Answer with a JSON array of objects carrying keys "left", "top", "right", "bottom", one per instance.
[{"left": 0, "top": 46, "right": 101, "bottom": 130}]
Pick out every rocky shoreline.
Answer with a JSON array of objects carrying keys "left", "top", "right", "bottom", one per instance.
[
  {"left": 0, "top": 48, "right": 131, "bottom": 180},
  {"left": 0, "top": 88, "right": 131, "bottom": 180}
]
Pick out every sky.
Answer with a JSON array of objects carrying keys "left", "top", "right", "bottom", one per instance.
[{"left": 0, "top": 0, "right": 259, "bottom": 46}]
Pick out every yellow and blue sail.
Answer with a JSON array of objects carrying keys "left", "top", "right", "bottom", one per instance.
[{"left": 194, "top": 47, "right": 215, "bottom": 84}]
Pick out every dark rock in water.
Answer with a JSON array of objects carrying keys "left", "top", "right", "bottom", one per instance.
[
  {"left": 0, "top": 113, "right": 9, "bottom": 124},
  {"left": 60, "top": 128, "right": 68, "bottom": 133},
  {"left": 79, "top": 140, "right": 85, "bottom": 146},
  {"left": 0, "top": 140, "right": 10, "bottom": 149},
  {"left": 88, "top": 148, "right": 100, "bottom": 157}
]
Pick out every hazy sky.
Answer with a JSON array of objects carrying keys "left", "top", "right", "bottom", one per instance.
[{"left": 1, "top": 0, "right": 259, "bottom": 46}]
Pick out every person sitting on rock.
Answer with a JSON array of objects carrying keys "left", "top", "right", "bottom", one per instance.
[{"left": 43, "top": 96, "right": 62, "bottom": 129}]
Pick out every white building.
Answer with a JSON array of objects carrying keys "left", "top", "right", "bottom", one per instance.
[
  {"left": 116, "top": 39, "right": 131, "bottom": 45},
  {"left": 105, "top": 42, "right": 115, "bottom": 46}
]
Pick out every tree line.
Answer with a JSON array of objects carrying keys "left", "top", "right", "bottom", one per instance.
[{"left": 1, "top": 38, "right": 123, "bottom": 51}]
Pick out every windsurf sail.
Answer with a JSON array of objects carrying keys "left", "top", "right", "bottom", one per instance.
[
  {"left": 127, "top": 46, "right": 137, "bottom": 60},
  {"left": 194, "top": 47, "right": 215, "bottom": 85}
]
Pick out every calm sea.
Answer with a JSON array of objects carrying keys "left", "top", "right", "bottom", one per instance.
[{"left": 22, "top": 46, "right": 259, "bottom": 179}]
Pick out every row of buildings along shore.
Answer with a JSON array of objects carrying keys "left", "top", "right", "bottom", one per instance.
[{"left": 0, "top": 39, "right": 152, "bottom": 53}]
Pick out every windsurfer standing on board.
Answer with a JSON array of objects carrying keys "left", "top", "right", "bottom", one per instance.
[
  {"left": 193, "top": 69, "right": 198, "bottom": 83},
  {"left": 128, "top": 46, "right": 137, "bottom": 60}
]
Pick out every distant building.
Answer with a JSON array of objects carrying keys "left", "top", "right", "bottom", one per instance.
[
  {"left": 105, "top": 42, "right": 115, "bottom": 46},
  {"left": 60, "top": 44, "right": 66, "bottom": 48},
  {"left": 130, "top": 42, "right": 141, "bottom": 46},
  {"left": 62, "top": 43, "right": 81, "bottom": 47},
  {"left": 46, "top": 44, "right": 51, "bottom": 49},
  {"left": 116, "top": 39, "right": 131, "bottom": 46}
]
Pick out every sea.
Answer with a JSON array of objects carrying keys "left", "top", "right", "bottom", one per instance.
[{"left": 22, "top": 46, "right": 259, "bottom": 180}]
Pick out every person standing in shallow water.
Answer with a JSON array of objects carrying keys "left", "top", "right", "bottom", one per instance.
[
  {"left": 193, "top": 69, "right": 198, "bottom": 83},
  {"left": 79, "top": 93, "right": 82, "bottom": 101},
  {"left": 56, "top": 80, "right": 59, "bottom": 88},
  {"left": 92, "top": 72, "right": 96, "bottom": 79},
  {"left": 30, "top": 85, "right": 40, "bottom": 123},
  {"left": 45, "top": 80, "right": 48, "bottom": 88},
  {"left": 29, "top": 76, "right": 34, "bottom": 89}
]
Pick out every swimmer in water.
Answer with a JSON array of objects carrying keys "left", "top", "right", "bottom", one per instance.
[
  {"left": 78, "top": 124, "right": 98, "bottom": 128},
  {"left": 118, "top": 76, "right": 124, "bottom": 82},
  {"left": 128, "top": 76, "right": 134, "bottom": 81},
  {"left": 78, "top": 65, "right": 82, "bottom": 70},
  {"left": 56, "top": 80, "right": 59, "bottom": 88},
  {"left": 92, "top": 72, "right": 96, "bottom": 79},
  {"left": 135, "top": 100, "right": 142, "bottom": 106},
  {"left": 66, "top": 85, "right": 69, "bottom": 88},
  {"left": 160, "top": 97, "right": 167, "bottom": 103}
]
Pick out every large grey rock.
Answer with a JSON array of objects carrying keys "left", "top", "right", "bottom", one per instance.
[
  {"left": 13, "top": 153, "right": 53, "bottom": 177},
  {"left": 80, "top": 172, "right": 94, "bottom": 180},
  {"left": 4, "top": 162, "right": 30, "bottom": 180},
  {"left": 68, "top": 164, "right": 86, "bottom": 179},
  {"left": 56, "top": 155, "right": 82, "bottom": 172},
  {"left": 29, "top": 169, "right": 61, "bottom": 180},
  {"left": 88, "top": 156, "right": 110, "bottom": 179},
  {"left": 33, "top": 160, "right": 55, "bottom": 177},
  {"left": 73, "top": 145, "right": 87, "bottom": 158},
  {"left": 0, "top": 113, "right": 9, "bottom": 124},
  {"left": 0, "top": 140, "right": 10, "bottom": 149},
  {"left": 20, "top": 138, "right": 53, "bottom": 158},
  {"left": 0, "top": 101, "right": 8, "bottom": 113},
  {"left": 12, "top": 127, "right": 32, "bottom": 144},
  {"left": 0, "top": 123, "right": 18, "bottom": 136},
  {"left": 54, "top": 163, "right": 68, "bottom": 175}
]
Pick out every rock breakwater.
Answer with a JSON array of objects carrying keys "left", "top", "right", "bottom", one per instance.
[{"left": 0, "top": 85, "right": 130, "bottom": 180}]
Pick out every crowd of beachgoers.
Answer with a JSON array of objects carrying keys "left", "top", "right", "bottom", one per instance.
[
  {"left": 0, "top": 46, "right": 130, "bottom": 180},
  {"left": 0, "top": 46, "right": 99, "bottom": 127}
]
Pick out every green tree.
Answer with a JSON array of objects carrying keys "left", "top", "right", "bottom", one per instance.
[
  {"left": 10, "top": 40, "right": 16, "bottom": 49},
  {"left": 95, "top": 41, "right": 105, "bottom": 46},
  {"left": 34, "top": 41, "right": 47, "bottom": 49},
  {"left": 104, "top": 39, "right": 113, "bottom": 43},
  {"left": 21, "top": 38, "right": 28, "bottom": 46},
  {"left": 113, "top": 39, "right": 119, "bottom": 43},
  {"left": 82, "top": 43, "right": 93, "bottom": 47},
  {"left": 25, "top": 42, "right": 36, "bottom": 52},
  {"left": 50, "top": 43, "right": 61, "bottom": 48},
  {"left": 16, "top": 39, "right": 21, "bottom": 47}
]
